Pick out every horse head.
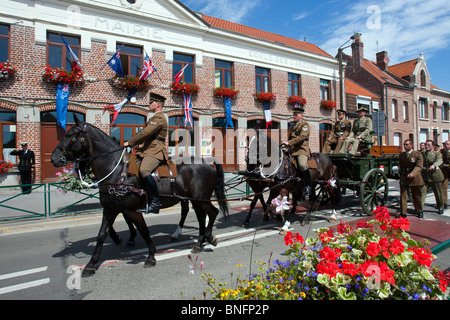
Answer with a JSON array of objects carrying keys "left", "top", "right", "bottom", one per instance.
[{"left": 51, "top": 114, "right": 90, "bottom": 168}]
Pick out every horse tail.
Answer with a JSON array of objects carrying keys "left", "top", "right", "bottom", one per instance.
[{"left": 213, "top": 161, "right": 230, "bottom": 220}]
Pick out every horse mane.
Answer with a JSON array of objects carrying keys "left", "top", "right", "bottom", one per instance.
[{"left": 83, "top": 121, "right": 120, "bottom": 151}]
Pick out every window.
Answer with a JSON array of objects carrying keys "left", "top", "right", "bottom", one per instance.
[
  {"left": 320, "top": 79, "right": 330, "bottom": 100},
  {"left": 419, "top": 98, "right": 428, "bottom": 119},
  {"left": 255, "top": 67, "right": 270, "bottom": 93},
  {"left": 288, "top": 73, "right": 300, "bottom": 96},
  {"left": 111, "top": 113, "right": 146, "bottom": 145},
  {"left": 392, "top": 99, "right": 398, "bottom": 121},
  {"left": 215, "top": 60, "right": 233, "bottom": 88},
  {"left": 118, "top": 44, "right": 142, "bottom": 76},
  {"left": 420, "top": 70, "right": 426, "bottom": 87},
  {"left": 168, "top": 116, "right": 196, "bottom": 157},
  {"left": 47, "top": 32, "right": 80, "bottom": 71},
  {"left": 443, "top": 102, "right": 450, "bottom": 121},
  {"left": 432, "top": 101, "right": 438, "bottom": 120},
  {"left": 173, "top": 53, "right": 194, "bottom": 83},
  {"left": 403, "top": 101, "right": 409, "bottom": 121},
  {"left": 0, "top": 108, "right": 16, "bottom": 164},
  {"left": 393, "top": 132, "right": 401, "bottom": 146},
  {"left": 319, "top": 123, "right": 332, "bottom": 152},
  {"left": 0, "top": 24, "right": 10, "bottom": 62}
]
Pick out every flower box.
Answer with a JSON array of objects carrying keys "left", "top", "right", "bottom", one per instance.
[
  {"left": 214, "top": 87, "right": 239, "bottom": 99},
  {"left": 0, "top": 159, "right": 13, "bottom": 175},
  {"left": 321, "top": 99, "right": 337, "bottom": 110},
  {"left": 254, "top": 92, "right": 276, "bottom": 103},
  {"left": 0, "top": 61, "right": 17, "bottom": 79},
  {"left": 112, "top": 75, "right": 149, "bottom": 91},
  {"left": 288, "top": 95, "right": 307, "bottom": 107},
  {"left": 171, "top": 81, "right": 200, "bottom": 95},
  {"left": 42, "top": 65, "right": 85, "bottom": 86}
]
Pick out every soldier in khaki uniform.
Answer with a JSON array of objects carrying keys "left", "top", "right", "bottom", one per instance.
[
  {"left": 399, "top": 139, "right": 424, "bottom": 218},
  {"left": 323, "top": 109, "right": 352, "bottom": 154},
  {"left": 283, "top": 107, "right": 311, "bottom": 196},
  {"left": 440, "top": 140, "right": 450, "bottom": 209},
  {"left": 421, "top": 139, "right": 445, "bottom": 216},
  {"left": 339, "top": 107, "right": 373, "bottom": 155},
  {"left": 124, "top": 93, "right": 168, "bottom": 214}
]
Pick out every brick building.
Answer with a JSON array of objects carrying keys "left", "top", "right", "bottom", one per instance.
[{"left": 0, "top": 0, "right": 340, "bottom": 182}]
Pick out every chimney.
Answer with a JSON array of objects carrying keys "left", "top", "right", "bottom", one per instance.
[
  {"left": 351, "top": 38, "right": 364, "bottom": 69},
  {"left": 376, "top": 51, "right": 389, "bottom": 71}
]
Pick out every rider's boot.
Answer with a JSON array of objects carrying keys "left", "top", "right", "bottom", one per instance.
[{"left": 143, "top": 174, "right": 160, "bottom": 214}]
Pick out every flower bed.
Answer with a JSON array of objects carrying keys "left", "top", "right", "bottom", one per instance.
[
  {"left": 112, "top": 75, "right": 149, "bottom": 90},
  {"left": 214, "top": 86, "right": 239, "bottom": 99},
  {"left": 42, "top": 65, "right": 85, "bottom": 86},
  {"left": 254, "top": 92, "right": 276, "bottom": 103},
  {"left": 288, "top": 95, "right": 306, "bottom": 107},
  {"left": 205, "top": 206, "right": 449, "bottom": 300},
  {"left": 0, "top": 61, "right": 17, "bottom": 79},
  {"left": 171, "top": 81, "right": 200, "bottom": 95},
  {"left": 320, "top": 99, "right": 337, "bottom": 110}
]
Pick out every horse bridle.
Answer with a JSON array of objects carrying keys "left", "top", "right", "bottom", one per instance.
[{"left": 55, "top": 123, "right": 88, "bottom": 165}]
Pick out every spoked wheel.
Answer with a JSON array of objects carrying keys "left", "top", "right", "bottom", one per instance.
[{"left": 360, "top": 168, "right": 389, "bottom": 215}]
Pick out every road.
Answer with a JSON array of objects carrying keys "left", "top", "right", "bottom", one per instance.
[{"left": 0, "top": 179, "right": 449, "bottom": 300}]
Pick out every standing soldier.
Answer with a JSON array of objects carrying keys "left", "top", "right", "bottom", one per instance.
[
  {"left": 282, "top": 107, "right": 311, "bottom": 197},
  {"left": 339, "top": 107, "right": 373, "bottom": 155},
  {"left": 323, "top": 109, "right": 352, "bottom": 154},
  {"left": 421, "top": 139, "right": 445, "bottom": 216},
  {"left": 10, "top": 142, "right": 35, "bottom": 194},
  {"left": 440, "top": 140, "right": 450, "bottom": 209},
  {"left": 398, "top": 139, "right": 424, "bottom": 218}
]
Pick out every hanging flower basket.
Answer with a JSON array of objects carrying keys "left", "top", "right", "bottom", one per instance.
[
  {"left": 321, "top": 99, "right": 337, "bottom": 110},
  {"left": 0, "top": 159, "right": 13, "bottom": 175},
  {"left": 288, "top": 95, "right": 307, "bottom": 108},
  {"left": 0, "top": 61, "right": 17, "bottom": 80},
  {"left": 214, "top": 86, "right": 239, "bottom": 99},
  {"left": 254, "top": 92, "right": 276, "bottom": 103},
  {"left": 42, "top": 65, "right": 85, "bottom": 86},
  {"left": 171, "top": 81, "right": 200, "bottom": 95},
  {"left": 112, "top": 75, "right": 149, "bottom": 91}
]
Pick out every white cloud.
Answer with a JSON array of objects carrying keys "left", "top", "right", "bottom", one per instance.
[
  {"left": 319, "top": 0, "right": 450, "bottom": 64},
  {"left": 181, "top": 0, "right": 262, "bottom": 23},
  {"left": 292, "top": 11, "right": 310, "bottom": 21}
]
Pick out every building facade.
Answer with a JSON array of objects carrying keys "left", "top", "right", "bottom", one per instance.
[{"left": 0, "top": 0, "right": 341, "bottom": 182}]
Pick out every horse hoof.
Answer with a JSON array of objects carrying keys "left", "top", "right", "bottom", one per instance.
[
  {"left": 81, "top": 267, "right": 96, "bottom": 278},
  {"left": 144, "top": 256, "right": 157, "bottom": 268},
  {"left": 328, "top": 218, "right": 337, "bottom": 223},
  {"left": 191, "top": 244, "right": 202, "bottom": 253},
  {"left": 169, "top": 235, "right": 178, "bottom": 242},
  {"left": 301, "top": 219, "right": 310, "bottom": 226},
  {"left": 208, "top": 236, "right": 218, "bottom": 247},
  {"left": 126, "top": 240, "right": 136, "bottom": 247},
  {"left": 112, "top": 237, "right": 122, "bottom": 246},
  {"left": 242, "top": 222, "right": 250, "bottom": 229},
  {"left": 279, "top": 229, "right": 288, "bottom": 235}
]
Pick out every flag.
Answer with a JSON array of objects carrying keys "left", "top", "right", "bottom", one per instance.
[
  {"left": 183, "top": 93, "right": 193, "bottom": 127},
  {"left": 107, "top": 50, "right": 125, "bottom": 77},
  {"left": 103, "top": 89, "right": 137, "bottom": 124},
  {"left": 60, "top": 34, "right": 82, "bottom": 71},
  {"left": 56, "top": 83, "right": 70, "bottom": 130},
  {"left": 139, "top": 52, "right": 157, "bottom": 81},
  {"left": 224, "top": 97, "right": 234, "bottom": 129},
  {"left": 263, "top": 101, "right": 272, "bottom": 129},
  {"left": 173, "top": 58, "right": 194, "bottom": 84}
]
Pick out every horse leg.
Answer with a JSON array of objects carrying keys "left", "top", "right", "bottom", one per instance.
[
  {"left": 108, "top": 225, "right": 122, "bottom": 246},
  {"left": 125, "top": 210, "right": 157, "bottom": 268},
  {"left": 170, "top": 200, "right": 189, "bottom": 241},
  {"left": 190, "top": 202, "right": 207, "bottom": 253},
  {"left": 205, "top": 203, "right": 219, "bottom": 247},
  {"left": 123, "top": 213, "right": 137, "bottom": 246},
  {"left": 242, "top": 196, "right": 258, "bottom": 228},
  {"left": 328, "top": 188, "right": 338, "bottom": 222},
  {"left": 82, "top": 210, "right": 118, "bottom": 277}
]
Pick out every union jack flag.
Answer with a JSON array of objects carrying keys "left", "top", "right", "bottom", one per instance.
[
  {"left": 139, "top": 52, "right": 157, "bottom": 81},
  {"left": 183, "top": 93, "right": 193, "bottom": 127}
]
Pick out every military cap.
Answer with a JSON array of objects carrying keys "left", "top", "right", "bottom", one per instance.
[
  {"left": 293, "top": 107, "right": 305, "bottom": 115},
  {"left": 357, "top": 106, "right": 369, "bottom": 112},
  {"left": 337, "top": 109, "right": 347, "bottom": 115},
  {"left": 149, "top": 93, "right": 166, "bottom": 103}
]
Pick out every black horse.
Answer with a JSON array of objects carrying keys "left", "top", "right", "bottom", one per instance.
[
  {"left": 242, "top": 130, "right": 341, "bottom": 228},
  {"left": 51, "top": 116, "right": 229, "bottom": 277}
]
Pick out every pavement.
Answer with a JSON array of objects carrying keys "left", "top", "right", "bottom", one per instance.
[{"left": 1, "top": 178, "right": 449, "bottom": 274}]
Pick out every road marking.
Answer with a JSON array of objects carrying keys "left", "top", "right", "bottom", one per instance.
[{"left": 0, "top": 266, "right": 49, "bottom": 295}]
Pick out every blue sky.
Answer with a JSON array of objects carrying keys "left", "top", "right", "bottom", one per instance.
[{"left": 180, "top": 0, "right": 450, "bottom": 91}]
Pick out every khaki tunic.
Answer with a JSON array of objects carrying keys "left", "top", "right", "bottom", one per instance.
[
  {"left": 440, "top": 149, "right": 450, "bottom": 205},
  {"left": 421, "top": 150, "right": 444, "bottom": 210},
  {"left": 323, "top": 119, "right": 352, "bottom": 153},
  {"left": 127, "top": 111, "right": 168, "bottom": 175},
  {"left": 288, "top": 120, "right": 311, "bottom": 157},
  {"left": 399, "top": 150, "right": 424, "bottom": 215}
]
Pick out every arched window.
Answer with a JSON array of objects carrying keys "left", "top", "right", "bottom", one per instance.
[{"left": 420, "top": 70, "right": 426, "bottom": 87}]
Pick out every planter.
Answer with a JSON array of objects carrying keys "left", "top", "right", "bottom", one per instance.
[{"left": 0, "top": 167, "right": 21, "bottom": 195}]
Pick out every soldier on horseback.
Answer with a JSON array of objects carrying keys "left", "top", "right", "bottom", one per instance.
[
  {"left": 123, "top": 93, "right": 168, "bottom": 214},
  {"left": 282, "top": 107, "right": 311, "bottom": 197}
]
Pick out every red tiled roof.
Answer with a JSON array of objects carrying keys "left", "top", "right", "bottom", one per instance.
[
  {"left": 201, "top": 15, "right": 332, "bottom": 58},
  {"left": 389, "top": 59, "right": 417, "bottom": 79},
  {"left": 363, "top": 59, "right": 404, "bottom": 86},
  {"left": 345, "top": 78, "right": 379, "bottom": 98}
]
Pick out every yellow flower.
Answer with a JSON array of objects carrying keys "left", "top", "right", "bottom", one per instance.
[{"left": 236, "top": 264, "right": 242, "bottom": 267}]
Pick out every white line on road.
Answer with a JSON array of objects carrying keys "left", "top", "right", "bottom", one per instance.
[{"left": 0, "top": 266, "right": 49, "bottom": 295}]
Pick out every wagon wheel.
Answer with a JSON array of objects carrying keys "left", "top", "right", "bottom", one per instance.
[{"left": 360, "top": 168, "right": 389, "bottom": 215}]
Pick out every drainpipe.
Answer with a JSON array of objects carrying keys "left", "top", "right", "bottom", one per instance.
[{"left": 385, "top": 84, "right": 389, "bottom": 145}]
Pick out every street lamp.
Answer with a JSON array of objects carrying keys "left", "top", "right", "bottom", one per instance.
[{"left": 338, "top": 32, "right": 362, "bottom": 112}]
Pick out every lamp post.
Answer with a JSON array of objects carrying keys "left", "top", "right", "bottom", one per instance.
[{"left": 338, "top": 32, "right": 361, "bottom": 112}]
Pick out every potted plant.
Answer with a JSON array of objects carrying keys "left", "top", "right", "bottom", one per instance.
[
  {"left": 0, "top": 61, "right": 17, "bottom": 79},
  {"left": 214, "top": 86, "right": 239, "bottom": 99},
  {"left": 171, "top": 81, "right": 200, "bottom": 95},
  {"left": 321, "top": 99, "right": 337, "bottom": 110},
  {"left": 42, "top": 65, "right": 85, "bottom": 86},
  {"left": 112, "top": 75, "right": 150, "bottom": 91},
  {"left": 254, "top": 92, "right": 276, "bottom": 103},
  {"left": 288, "top": 95, "right": 307, "bottom": 108}
]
